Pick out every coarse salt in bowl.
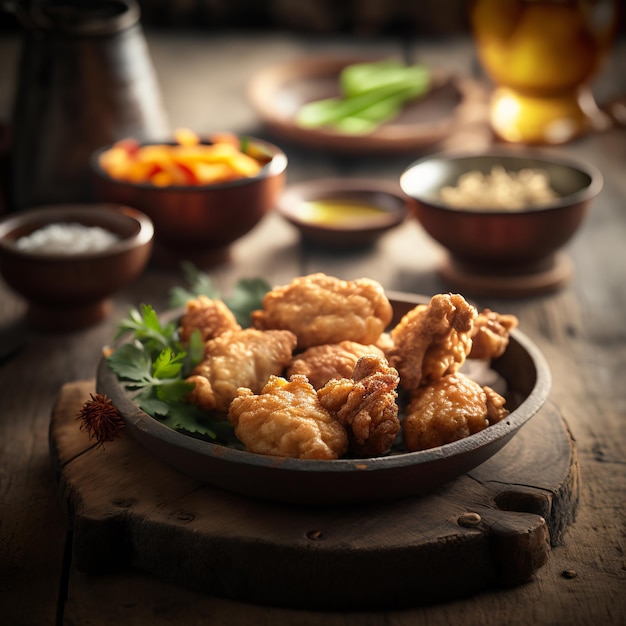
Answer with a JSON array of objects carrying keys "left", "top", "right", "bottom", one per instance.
[
  {"left": 15, "top": 222, "right": 122, "bottom": 254},
  {"left": 0, "top": 204, "right": 154, "bottom": 330}
]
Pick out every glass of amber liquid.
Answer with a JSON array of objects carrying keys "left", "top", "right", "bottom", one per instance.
[{"left": 470, "top": 0, "right": 619, "bottom": 144}]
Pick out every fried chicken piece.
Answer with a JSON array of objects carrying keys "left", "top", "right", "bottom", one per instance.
[
  {"left": 287, "top": 340, "right": 385, "bottom": 390},
  {"left": 403, "top": 373, "right": 509, "bottom": 452},
  {"left": 227, "top": 375, "right": 348, "bottom": 460},
  {"left": 317, "top": 355, "right": 400, "bottom": 457},
  {"left": 375, "top": 332, "right": 394, "bottom": 353},
  {"left": 484, "top": 384, "right": 509, "bottom": 424},
  {"left": 469, "top": 308, "right": 519, "bottom": 360},
  {"left": 178, "top": 295, "right": 241, "bottom": 344},
  {"left": 186, "top": 328, "right": 297, "bottom": 413},
  {"left": 387, "top": 293, "right": 477, "bottom": 390},
  {"left": 251, "top": 273, "right": 393, "bottom": 349}
]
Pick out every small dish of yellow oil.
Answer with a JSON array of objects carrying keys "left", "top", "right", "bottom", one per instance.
[
  {"left": 277, "top": 178, "right": 410, "bottom": 248},
  {"left": 296, "top": 198, "right": 391, "bottom": 226}
]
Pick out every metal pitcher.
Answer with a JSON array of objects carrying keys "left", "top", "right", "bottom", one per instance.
[{"left": 8, "top": 0, "right": 170, "bottom": 210}]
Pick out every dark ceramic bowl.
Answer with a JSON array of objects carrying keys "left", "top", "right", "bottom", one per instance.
[
  {"left": 0, "top": 204, "right": 153, "bottom": 330},
  {"left": 96, "top": 292, "right": 551, "bottom": 505},
  {"left": 400, "top": 150, "right": 602, "bottom": 294},
  {"left": 277, "top": 178, "right": 410, "bottom": 249},
  {"left": 90, "top": 136, "right": 288, "bottom": 268}
]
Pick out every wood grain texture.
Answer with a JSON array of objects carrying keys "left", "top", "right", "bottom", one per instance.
[{"left": 50, "top": 381, "right": 576, "bottom": 610}]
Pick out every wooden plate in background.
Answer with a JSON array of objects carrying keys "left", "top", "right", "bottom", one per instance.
[{"left": 247, "top": 56, "right": 480, "bottom": 154}]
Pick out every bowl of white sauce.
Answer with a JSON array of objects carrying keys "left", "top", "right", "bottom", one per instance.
[
  {"left": 400, "top": 149, "right": 603, "bottom": 296},
  {"left": 0, "top": 204, "right": 153, "bottom": 330}
]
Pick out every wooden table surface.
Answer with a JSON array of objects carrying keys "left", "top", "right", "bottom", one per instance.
[{"left": 0, "top": 31, "right": 625, "bottom": 626}]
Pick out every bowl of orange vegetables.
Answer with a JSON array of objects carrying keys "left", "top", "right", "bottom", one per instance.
[{"left": 91, "top": 130, "right": 288, "bottom": 268}]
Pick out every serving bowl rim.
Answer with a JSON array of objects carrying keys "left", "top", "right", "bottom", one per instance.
[
  {"left": 90, "top": 136, "right": 288, "bottom": 192},
  {"left": 400, "top": 149, "right": 604, "bottom": 216},
  {"left": 96, "top": 291, "right": 552, "bottom": 476},
  {"left": 0, "top": 204, "right": 154, "bottom": 261},
  {"left": 277, "top": 177, "right": 410, "bottom": 232}
]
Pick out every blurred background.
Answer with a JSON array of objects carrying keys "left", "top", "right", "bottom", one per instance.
[
  {"left": 1, "top": 0, "right": 622, "bottom": 38},
  {"left": 0, "top": 0, "right": 624, "bottom": 215},
  {"left": 0, "top": 0, "right": 516, "bottom": 34}
]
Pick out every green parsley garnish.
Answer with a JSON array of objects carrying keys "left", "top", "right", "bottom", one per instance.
[
  {"left": 224, "top": 277, "right": 272, "bottom": 327},
  {"left": 107, "top": 305, "right": 214, "bottom": 435},
  {"left": 169, "top": 261, "right": 220, "bottom": 308},
  {"left": 107, "top": 266, "right": 270, "bottom": 444},
  {"left": 168, "top": 261, "right": 271, "bottom": 327}
]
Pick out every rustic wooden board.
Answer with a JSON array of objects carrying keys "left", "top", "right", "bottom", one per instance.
[{"left": 49, "top": 380, "right": 579, "bottom": 610}]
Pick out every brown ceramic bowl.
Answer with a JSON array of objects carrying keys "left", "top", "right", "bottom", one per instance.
[
  {"left": 90, "top": 136, "right": 288, "bottom": 268},
  {"left": 277, "top": 178, "right": 410, "bottom": 249},
  {"left": 96, "top": 292, "right": 551, "bottom": 505},
  {"left": 0, "top": 204, "right": 153, "bottom": 330},
  {"left": 399, "top": 150, "right": 603, "bottom": 295}
]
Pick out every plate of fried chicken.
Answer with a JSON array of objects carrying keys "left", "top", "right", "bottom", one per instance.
[{"left": 97, "top": 273, "right": 551, "bottom": 505}]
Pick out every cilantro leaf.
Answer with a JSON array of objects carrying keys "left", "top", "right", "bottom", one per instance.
[
  {"left": 107, "top": 342, "right": 152, "bottom": 383},
  {"left": 158, "top": 401, "right": 236, "bottom": 443},
  {"left": 110, "top": 267, "right": 270, "bottom": 446},
  {"left": 134, "top": 388, "right": 172, "bottom": 417},
  {"left": 162, "top": 406, "right": 217, "bottom": 436},
  {"left": 156, "top": 379, "right": 195, "bottom": 403},
  {"left": 224, "top": 277, "right": 271, "bottom": 326},
  {"left": 167, "top": 263, "right": 269, "bottom": 327},
  {"left": 127, "top": 374, "right": 196, "bottom": 418},
  {"left": 152, "top": 348, "right": 186, "bottom": 380},
  {"left": 115, "top": 304, "right": 177, "bottom": 353},
  {"left": 107, "top": 343, "right": 190, "bottom": 413},
  {"left": 106, "top": 337, "right": 233, "bottom": 443},
  {"left": 134, "top": 383, "right": 235, "bottom": 443},
  {"left": 181, "top": 328, "right": 205, "bottom": 377},
  {"left": 169, "top": 261, "right": 220, "bottom": 307}
]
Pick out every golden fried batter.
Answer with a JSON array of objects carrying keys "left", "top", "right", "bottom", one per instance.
[
  {"left": 484, "top": 385, "right": 509, "bottom": 424},
  {"left": 178, "top": 295, "right": 241, "bottom": 344},
  {"left": 186, "top": 328, "right": 297, "bottom": 413},
  {"left": 375, "top": 332, "right": 394, "bottom": 353},
  {"left": 387, "top": 293, "right": 477, "bottom": 390},
  {"left": 227, "top": 375, "right": 348, "bottom": 459},
  {"left": 403, "top": 373, "right": 509, "bottom": 452},
  {"left": 251, "top": 273, "right": 393, "bottom": 349},
  {"left": 317, "top": 355, "right": 400, "bottom": 457},
  {"left": 469, "top": 308, "right": 519, "bottom": 360},
  {"left": 287, "top": 341, "right": 385, "bottom": 390}
]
